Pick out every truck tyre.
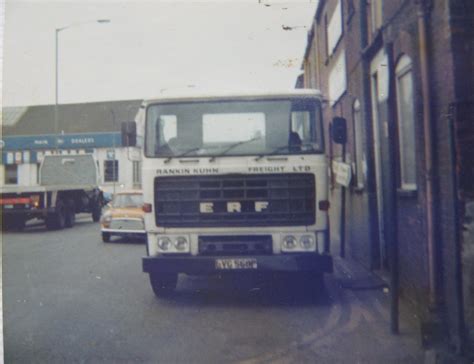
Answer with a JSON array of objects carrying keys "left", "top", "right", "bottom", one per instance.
[
  {"left": 102, "top": 232, "right": 111, "bottom": 243},
  {"left": 149, "top": 272, "right": 178, "bottom": 297},
  {"left": 92, "top": 203, "right": 101, "bottom": 222},
  {"left": 64, "top": 200, "right": 76, "bottom": 228},
  {"left": 46, "top": 200, "right": 66, "bottom": 230}
]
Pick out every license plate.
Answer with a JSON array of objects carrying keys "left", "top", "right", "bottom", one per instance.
[
  {"left": 215, "top": 258, "right": 257, "bottom": 270},
  {"left": 4, "top": 205, "right": 13, "bottom": 209}
]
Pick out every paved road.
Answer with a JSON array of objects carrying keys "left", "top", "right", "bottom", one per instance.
[{"left": 4, "top": 216, "right": 424, "bottom": 363}]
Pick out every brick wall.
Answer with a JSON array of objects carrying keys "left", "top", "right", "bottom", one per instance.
[
  {"left": 449, "top": 0, "right": 474, "bottom": 351},
  {"left": 303, "top": 0, "right": 472, "bottom": 349}
]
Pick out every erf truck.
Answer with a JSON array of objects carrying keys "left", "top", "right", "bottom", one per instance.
[
  {"left": 0, "top": 154, "right": 103, "bottom": 230},
  {"left": 122, "top": 90, "right": 333, "bottom": 296}
]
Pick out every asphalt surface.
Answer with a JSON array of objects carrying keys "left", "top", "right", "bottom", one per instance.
[{"left": 3, "top": 215, "right": 425, "bottom": 363}]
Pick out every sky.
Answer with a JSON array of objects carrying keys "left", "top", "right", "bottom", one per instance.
[{"left": 1, "top": 0, "right": 317, "bottom": 107}]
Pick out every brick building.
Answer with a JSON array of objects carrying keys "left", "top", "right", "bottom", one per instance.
[{"left": 301, "top": 0, "right": 473, "bottom": 356}]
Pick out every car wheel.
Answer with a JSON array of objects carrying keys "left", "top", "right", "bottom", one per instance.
[
  {"left": 102, "top": 232, "right": 111, "bottom": 243},
  {"left": 149, "top": 272, "right": 178, "bottom": 297}
]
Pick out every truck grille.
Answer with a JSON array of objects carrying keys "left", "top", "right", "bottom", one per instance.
[
  {"left": 154, "top": 173, "right": 315, "bottom": 227},
  {"left": 198, "top": 235, "right": 273, "bottom": 256}
]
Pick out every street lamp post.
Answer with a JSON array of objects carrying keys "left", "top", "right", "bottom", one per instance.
[
  {"left": 54, "top": 19, "right": 111, "bottom": 151},
  {"left": 109, "top": 108, "right": 116, "bottom": 195}
]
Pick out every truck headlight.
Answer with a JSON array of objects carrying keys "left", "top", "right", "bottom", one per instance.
[
  {"left": 174, "top": 236, "right": 189, "bottom": 251},
  {"left": 300, "top": 235, "right": 315, "bottom": 250},
  {"left": 282, "top": 235, "right": 297, "bottom": 250},
  {"left": 157, "top": 237, "right": 171, "bottom": 251}
]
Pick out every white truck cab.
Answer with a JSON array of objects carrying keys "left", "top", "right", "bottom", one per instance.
[{"left": 123, "top": 89, "right": 333, "bottom": 296}]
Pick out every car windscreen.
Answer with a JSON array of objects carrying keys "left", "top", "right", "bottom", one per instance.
[
  {"left": 112, "top": 194, "right": 143, "bottom": 208},
  {"left": 145, "top": 98, "right": 323, "bottom": 158}
]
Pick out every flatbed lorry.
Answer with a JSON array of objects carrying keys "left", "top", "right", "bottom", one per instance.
[{"left": 0, "top": 154, "right": 103, "bottom": 230}]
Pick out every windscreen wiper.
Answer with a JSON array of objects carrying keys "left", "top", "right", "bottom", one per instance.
[
  {"left": 255, "top": 142, "right": 315, "bottom": 161},
  {"left": 163, "top": 147, "right": 201, "bottom": 164},
  {"left": 209, "top": 136, "right": 261, "bottom": 162},
  {"left": 255, "top": 145, "right": 291, "bottom": 161}
]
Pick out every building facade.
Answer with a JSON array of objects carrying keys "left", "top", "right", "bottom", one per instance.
[
  {"left": 1, "top": 99, "right": 143, "bottom": 194},
  {"left": 302, "top": 0, "right": 473, "bottom": 356}
]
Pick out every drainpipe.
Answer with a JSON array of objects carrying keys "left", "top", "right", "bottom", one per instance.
[
  {"left": 385, "top": 41, "right": 400, "bottom": 334},
  {"left": 417, "top": 0, "right": 439, "bottom": 311}
]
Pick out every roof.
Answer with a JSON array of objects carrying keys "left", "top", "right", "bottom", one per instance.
[
  {"left": 142, "top": 89, "right": 323, "bottom": 106},
  {"left": 2, "top": 99, "right": 142, "bottom": 137},
  {"left": 1, "top": 106, "right": 29, "bottom": 127}
]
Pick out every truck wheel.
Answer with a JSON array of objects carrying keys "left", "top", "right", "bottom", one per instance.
[
  {"left": 102, "top": 232, "right": 111, "bottom": 243},
  {"left": 64, "top": 200, "right": 76, "bottom": 228},
  {"left": 46, "top": 200, "right": 66, "bottom": 230},
  {"left": 92, "top": 204, "right": 101, "bottom": 222},
  {"left": 149, "top": 272, "right": 178, "bottom": 297}
]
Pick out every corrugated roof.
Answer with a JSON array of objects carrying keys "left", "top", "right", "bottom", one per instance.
[{"left": 2, "top": 99, "right": 142, "bottom": 136}]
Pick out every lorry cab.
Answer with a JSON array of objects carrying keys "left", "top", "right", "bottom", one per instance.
[{"left": 124, "top": 89, "right": 332, "bottom": 296}]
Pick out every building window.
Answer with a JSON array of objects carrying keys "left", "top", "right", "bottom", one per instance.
[
  {"left": 370, "top": 0, "right": 383, "bottom": 33},
  {"left": 328, "top": 50, "right": 347, "bottom": 106},
  {"left": 395, "top": 55, "right": 417, "bottom": 190},
  {"left": 327, "top": 0, "right": 343, "bottom": 56},
  {"left": 104, "top": 160, "right": 119, "bottom": 183},
  {"left": 353, "top": 99, "right": 365, "bottom": 188},
  {"left": 5, "top": 164, "right": 18, "bottom": 185},
  {"left": 133, "top": 161, "right": 141, "bottom": 185}
]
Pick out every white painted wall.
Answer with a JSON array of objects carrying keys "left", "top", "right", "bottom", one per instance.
[
  {"left": 94, "top": 147, "right": 141, "bottom": 194},
  {"left": 17, "top": 164, "right": 37, "bottom": 186}
]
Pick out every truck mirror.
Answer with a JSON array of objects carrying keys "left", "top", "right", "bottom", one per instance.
[
  {"left": 121, "top": 121, "right": 137, "bottom": 147},
  {"left": 331, "top": 117, "right": 347, "bottom": 144}
]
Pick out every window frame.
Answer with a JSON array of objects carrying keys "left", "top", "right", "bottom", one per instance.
[
  {"left": 133, "top": 161, "right": 141, "bottom": 185},
  {"left": 352, "top": 99, "right": 365, "bottom": 189},
  {"left": 395, "top": 55, "right": 417, "bottom": 191},
  {"left": 104, "top": 160, "right": 119, "bottom": 183},
  {"left": 370, "top": 0, "right": 383, "bottom": 33},
  {"left": 5, "top": 164, "right": 18, "bottom": 185}
]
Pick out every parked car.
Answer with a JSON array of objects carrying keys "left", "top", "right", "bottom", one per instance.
[{"left": 100, "top": 190, "right": 146, "bottom": 243}]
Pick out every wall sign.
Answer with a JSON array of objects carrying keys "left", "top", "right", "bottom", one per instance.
[
  {"left": 333, "top": 160, "right": 352, "bottom": 187},
  {"left": 1, "top": 132, "right": 121, "bottom": 151}
]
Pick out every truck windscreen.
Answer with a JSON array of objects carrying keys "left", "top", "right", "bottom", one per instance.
[{"left": 145, "top": 99, "right": 323, "bottom": 158}]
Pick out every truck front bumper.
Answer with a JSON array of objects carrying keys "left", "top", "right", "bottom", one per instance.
[{"left": 142, "top": 254, "right": 333, "bottom": 275}]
